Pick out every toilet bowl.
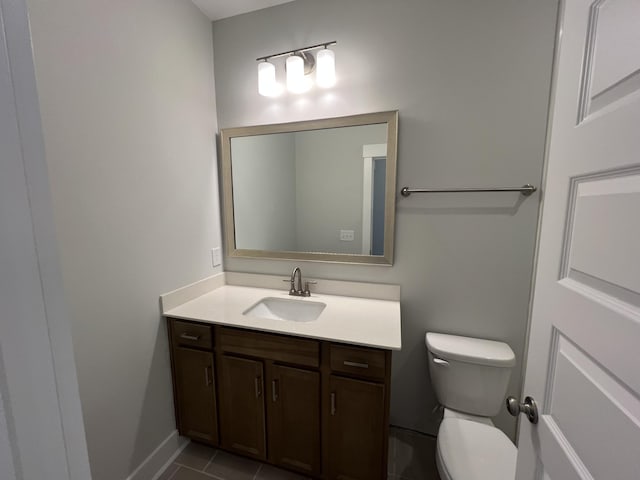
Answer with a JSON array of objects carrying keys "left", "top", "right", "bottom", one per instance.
[
  {"left": 436, "top": 417, "right": 517, "bottom": 480},
  {"left": 425, "top": 332, "right": 517, "bottom": 480}
]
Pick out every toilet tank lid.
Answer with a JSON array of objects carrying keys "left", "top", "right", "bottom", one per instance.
[{"left": 425, "top": 333, "right": 515, "bottom": 367}]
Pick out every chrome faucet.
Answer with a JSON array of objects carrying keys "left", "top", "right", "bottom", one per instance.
[{"left": 286, "top": 267, "right": 315, "bottom": 297}]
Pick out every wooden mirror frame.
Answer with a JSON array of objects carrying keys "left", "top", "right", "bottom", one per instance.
[{"left": 220, "top": 111, "right": 398, "bottom": 265}]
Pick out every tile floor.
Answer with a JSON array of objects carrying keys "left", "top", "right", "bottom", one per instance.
[
  {"left": 388, "top": 427, "right": 440, "bottom": 480},
  {"left": 157, "top": 426, "right": 440, "bottom": 480}
]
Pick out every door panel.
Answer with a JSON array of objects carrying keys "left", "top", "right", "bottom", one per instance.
[
  {"left": 173, "top": 347, "right": 217, "bottom": 444},
  {"left": 516, "top": 0, "right": 640, "bottom": 478},
  {"left": 547, "top": 333, "right": 639, "bottom": 479},
  {"left": 219, "top": 355, "right": 266, "bottom": 459},
  {"left": 328, "top": 375, "right": 385, "bottom": 480},
  {"left": 566, "top": 173, "right": 640, "bottom": 295},
  {"left": 577, "top": 0, "right": 640, "bottom": 119},
  {"left": 268, "top": 365, "right": 321, "bottom": 475}
]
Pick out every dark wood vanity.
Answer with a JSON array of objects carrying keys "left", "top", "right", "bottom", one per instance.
[{"left": 168, "top": 317, "right": 392, "bottom": 480}]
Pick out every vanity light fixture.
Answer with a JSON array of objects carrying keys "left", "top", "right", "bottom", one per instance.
[
  {"left": 285, "top": 54, "right": 308, "bottom": 94},
  {"left": 316, "top": 47, "right": 336, "bottom": 88},
  {"left": 256, "top": 41, "right": 337, "bottom": 96},
  {"left": 258, "top": 60, "right": 279, "bottom": 97}
]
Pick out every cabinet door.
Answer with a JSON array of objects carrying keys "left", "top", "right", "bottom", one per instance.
[
  {"left": 219, "top": 355, "right": 266, "bottom": 460},
  {"left": 173, "top": 347, "right": 217, "bottom": 445},
  {"left": 328, "top": 375, "right": 386, "bottom": 480},
  {"left": 268, "top": 365, "right": 320, "bottom": 476}
]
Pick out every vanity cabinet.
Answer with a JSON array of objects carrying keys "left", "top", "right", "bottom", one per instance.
[
  {"left": 167, "top": 318, "right": 391, "bottom": 479},
  {"left": 327, "top": 376, "right": 386, "bottom": 480},
  {"left": 267, "top": 364, "right": 321, "bottom": 475},
  {"left": 218, "top": 355, "right": 266, "bottom": 459},
  {"left": 168, "top": 320, "right": 218, "bottom": 445},
  {"left": 216, "top": 326, "right": 321, "bottom": 475},
  {"left": 325, "top": 344, "right": 391, "bottom": 480}
]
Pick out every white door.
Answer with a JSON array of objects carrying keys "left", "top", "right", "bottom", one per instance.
[
  {"left": 515, "top": 0, "right": 640, "bottom": 479},
  {"left": 0, "top": 0, "right": 91, "bottom": 479}
]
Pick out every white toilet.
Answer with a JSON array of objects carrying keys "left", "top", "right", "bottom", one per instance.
[{"left": 425, "top": 332, "right": 517, "bottom": 480}]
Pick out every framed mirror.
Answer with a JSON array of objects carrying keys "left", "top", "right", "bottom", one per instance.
[{"left": 220, "top": 111, "right": 398, "bottom": 265}]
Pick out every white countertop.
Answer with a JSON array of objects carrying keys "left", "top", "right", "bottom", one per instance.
[{"left": 162, "top": 275, "right": 401, "bottom": 350}]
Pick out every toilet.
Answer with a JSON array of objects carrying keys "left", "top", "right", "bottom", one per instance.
[{"left": 425, "top": 332, "right": 517, "bottom": 480}]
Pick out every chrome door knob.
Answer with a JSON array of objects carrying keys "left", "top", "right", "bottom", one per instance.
[{"left": 506, "top": 396, "right": 539, "bottom": 424}]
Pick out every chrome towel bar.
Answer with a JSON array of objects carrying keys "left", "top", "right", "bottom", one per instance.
[{"left": 400, "top": 184, "right": 537, "bottom": 197}]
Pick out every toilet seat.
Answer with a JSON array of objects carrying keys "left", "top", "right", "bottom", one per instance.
[{"left": 436, "top": 418, "right": 516, "bottom": 480}]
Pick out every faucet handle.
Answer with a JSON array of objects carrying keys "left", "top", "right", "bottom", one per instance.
[
  {"left": 304, "top": 280, "right": 317, "bottom": 296},
  {"left": 282, "top": 278, "right": 296, "bottom": 294}
]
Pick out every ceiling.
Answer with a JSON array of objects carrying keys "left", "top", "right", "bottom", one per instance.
[{"left": 191, "top": 0, "right": 296, "bottom": 21}]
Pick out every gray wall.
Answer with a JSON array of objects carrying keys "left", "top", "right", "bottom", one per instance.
[
  {"left": 26, "top": 1, "right": 223, "bottom": 479},
  {"left": 295, "top": 124, "right": 387, "bottom": 254},
  {"left": 232, "top": 133, "right": 297, "bottom": 250},
  {"left": 213, "top": 0, "right": 558, "bottom": 438}
]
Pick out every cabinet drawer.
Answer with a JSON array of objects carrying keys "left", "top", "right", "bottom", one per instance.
[
  {"left": 329, "top": 344, "right": 387, "bottom": 380},
  {"left": 171, "top": 319, "right": 213, "bottom": 350},
  {"left": 218, "top": 327, "right": 319, "bottom": 368}
]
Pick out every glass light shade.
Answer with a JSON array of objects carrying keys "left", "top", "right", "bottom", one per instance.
[
  {"left": 258, "top": 61, "right": 279, "bottom": 97},
  {"left": 316, "top": 48, "right": 336, "bottom": 88},
  {"left": 286, "top": 55, "right": 308, "bottom": 94}
]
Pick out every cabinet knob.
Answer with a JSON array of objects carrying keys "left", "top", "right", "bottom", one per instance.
[
  {"left": 272, "top": 380, "right": 279, "bottom": 402},
  {"left": 330, "top": 392, "right": 336, "bottom": 416}
]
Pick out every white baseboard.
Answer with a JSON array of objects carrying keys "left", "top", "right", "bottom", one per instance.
[{"left": 126, "top": 430, "right": 189, "bottom": 480}]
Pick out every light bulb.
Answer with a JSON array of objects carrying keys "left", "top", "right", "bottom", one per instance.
[
  {"left": 286, "top": 55, "right": 309, "bottom": 94},
  {"left": 258, "top": 61, "right": 279, "bottom": 97},
  {"left": 316, "top": 48, "right": 336, "bottom": 88}
]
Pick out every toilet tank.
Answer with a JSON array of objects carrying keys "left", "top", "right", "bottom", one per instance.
[{"left": 426, "top": 333, "right": 515, "bottom": 417}]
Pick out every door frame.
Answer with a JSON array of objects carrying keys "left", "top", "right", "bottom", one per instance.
[
  {"left": 0, "top": 0, "right": 91, "bottom": 478},
  {"left": 361, "top": 143, "right": 387, "bottom": 255},
  {"left": 516, "top": 0, "right": 564, "bottom": 445}
]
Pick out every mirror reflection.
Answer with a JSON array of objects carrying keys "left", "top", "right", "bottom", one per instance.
[
  {"left": 221, "top": 111, "right": 398, "bottom": 264},
  {"left": 232, "top": 124, "right": 387, "bottom": 255}
]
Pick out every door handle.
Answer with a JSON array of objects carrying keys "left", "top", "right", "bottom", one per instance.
[
  {"left": 506, "top": 396, "right": 539, "bottom": 424},
  {"left": 180, "top": 333, "right": 200, "bottom": 341},
  {"left": 343, "top": 360, "right": 369, "bottom": 369},
  {"left": 255, "top": 376, "right": 262, "bottom": 398}
]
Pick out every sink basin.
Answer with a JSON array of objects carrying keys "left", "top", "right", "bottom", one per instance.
[{"left": 243, "top": 297, "right": 326, "bottom": 322}]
